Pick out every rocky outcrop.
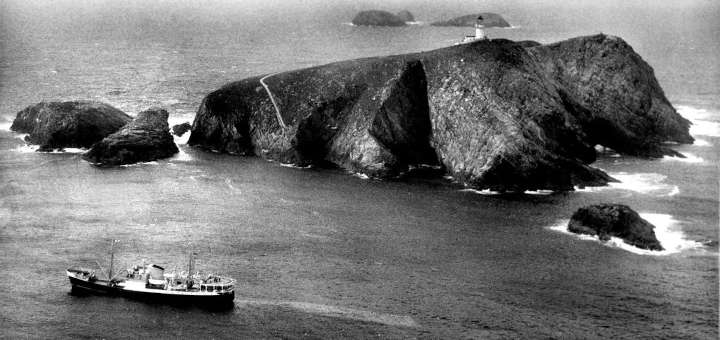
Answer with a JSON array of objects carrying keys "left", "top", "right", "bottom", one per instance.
[
  {"left": 431, "top": 13, "right": 510, "bottom": 27},
  {"left": 10, "top": 101, "right": 131, "bottom": 151},
  {"left": 527, "top": 34, "right": 693, "bottom": 157},
  {"left": 568, "top": 204, "right": 663, "bottom": 251},
  {"left": 188, "top": 35, "right": 691, "bottom": 191},
  {"left": 396, "top": 10, "right": 415, "bottom": 22},
  {"left": 172, "top": 122, "right": 192, "bottom": 136},
  {"left": 83, "top": 108, "right": 178, "bottom": 165},
  {"left": 352, "top": 10, "right": 406, "bottom": 27}
]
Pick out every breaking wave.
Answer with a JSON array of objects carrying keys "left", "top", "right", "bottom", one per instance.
[
  {"left": 577, "top": 172, "right": 679, "bottom": 197},
  {"left": 677, "top": 105, "right": 720, "bottom": 137},
  {"left": 549, "top": 213, "right": 705, "bottom": 255},
  {"left": 662, "top": 153, "right": 704, "bottom": 163}
]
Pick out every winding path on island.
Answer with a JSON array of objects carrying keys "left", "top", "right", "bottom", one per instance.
[{"left": 259, "top": 72, "right": 287, "bottom": 129}]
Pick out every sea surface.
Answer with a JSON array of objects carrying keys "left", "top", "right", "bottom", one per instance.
[{"left": 1, "top": 1, "right": 718, "bottom": 339}]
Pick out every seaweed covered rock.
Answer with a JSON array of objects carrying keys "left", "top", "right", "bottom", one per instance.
[
  {"left": 431, "top": 13, "right": 510, "bottom": 27},
  {"left": 10, "top": 101, "right": 131, "bottom": 151},
  {"left": 352, "top": 10, "right": 406, "bottom": 27},
  {"left": 83, "top": 108, "right": 178, "bottom": 165},
  {"left": 527, "top": 34, "right": 693, "bottom": 157},
  {"left": 568, "top": 204, "right": 664, "bottom": 251}
]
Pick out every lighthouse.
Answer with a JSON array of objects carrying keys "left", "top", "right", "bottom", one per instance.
[{"left": 475, "top": 15, "right": 486, "bottom": 40}]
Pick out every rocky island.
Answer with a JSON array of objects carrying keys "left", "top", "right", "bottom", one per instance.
[
  {"left": 188, "top": 34, "right": 692, "bottom": 192},
  {"left": 568, "top": 204, "right": 664, "bottom": 251},
  {"left": 83, "top": 108, "right": 178, "bottom": 166},
  {"left": 352, "top": 10, "right": 407, "bottom": 27},
  {"left": 431, "top": 13, "right": 510, "bottom": 28},
  {"left": 10, "top": 101, "right": 131, "bottom": 151}
]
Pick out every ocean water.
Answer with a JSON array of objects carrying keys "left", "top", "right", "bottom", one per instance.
[{"left": 0, "top": 1, "right": 718, "bottom": 339}]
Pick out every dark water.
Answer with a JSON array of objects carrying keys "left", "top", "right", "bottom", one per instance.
[{"left": 1, "top": 1, "right": 718, "bottom": 339}]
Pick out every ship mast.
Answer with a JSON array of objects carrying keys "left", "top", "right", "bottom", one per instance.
[
  {"left": 109, "top": 239, "right": 118, "bottom": 281},
  {"left": 187, "top": 251, "right": 196, "bottom": 287}
]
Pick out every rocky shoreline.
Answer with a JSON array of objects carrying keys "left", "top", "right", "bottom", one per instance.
[{"left": 188, "top": 34, "right": 692, "bottom": 192}]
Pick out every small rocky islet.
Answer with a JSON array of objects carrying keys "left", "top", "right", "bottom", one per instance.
[
  {"left": 82, "top": 108, "right": 178, "bottom": 166},
  {"left": 10, "top": 101, "right": 131, "bottom": 151},
  {"left": 351, "top": 10, "right": 409, "bottom": 27},
  {"left": 568, "top": 204, "right": 664, "bottom": 251}
]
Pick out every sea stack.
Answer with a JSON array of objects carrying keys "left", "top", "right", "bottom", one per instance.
[
  {"left": 83, "top": 108, "right": 178, "bottom": 166},
  {"left": 10, "top": 101, "right": 131, "bottom": 151},
  {"left": 568, "top": 204, "right": 664, "bottom": 251}
]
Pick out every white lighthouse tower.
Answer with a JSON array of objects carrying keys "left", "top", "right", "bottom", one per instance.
[{"left": 475, "top": 15, "right": 486, "bottom": 40}]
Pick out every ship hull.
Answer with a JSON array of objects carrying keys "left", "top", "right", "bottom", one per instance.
[{"left": 68, "top": 275, "right": 235, "bottom": 308}]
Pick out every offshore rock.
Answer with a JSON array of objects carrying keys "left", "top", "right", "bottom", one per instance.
[
  {"left": 190, "top": 39, "right": 611, "bottom": 190},
  {"left": 431, "top": 13, "right": 510, "bottom": 28},
  {"left": 396, "top": 10, "right": 415, "bottom": 22},
  {"left": 10, "top": 101, "right": 131, "bottom": 151},
  {"left": 172, "top": 122, "right": 192, "bottom": 136},
  {"left": 528, "top": 34, "right": 693, "bottom": 157},
  {"left": 352, "top": 10, "right": 407, "bottom": 27},
  {"left": 568, "top": 204, "right": 664, "bottom": 251},
  {"left": 83, "top": 108, "right": 178, "bottom": 165}
]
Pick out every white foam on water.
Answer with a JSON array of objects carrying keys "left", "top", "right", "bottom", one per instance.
[
  {"left": 236, "top": 299, "right": 418, "bottom": 328},
  {"left": 662, "top": 153, "right": 704, "bottom": 163},
  {"left": 677, "top": 105, "right": 720, "bottom": 137},
  {"left": 578, "top": 172, "right": 679, "bottom": 197},
  {"left": 0, "top": 121, "right": 12, "bottom": 131},
  {"left": 119, "top": 161, "right": 159, "bottom": 167},
  {"left": 11, "top": 144, "right": 87, "bottom": 154},
  {"left": 549, "top": 214, "right": 705, "bottom": 255},
  {"left": 460, "top": 188, "right": 501, "bottom": 195},
  {"left": 12, "top": 144, "right": 38, "bottom": 153},
  {"left": 279, "top": 162, "right": 312, "bottom": 169},
  {"left": 170, "top": 146, "right": 193, "bottom": 162},
  {"left": 693, "top": 138, "right": 711, "bottom": 147},
  {"left": 172, "top": 133, "right": 190, "bottom": 145},
  {"left": 524, "top": 190, "right": 555, "bottom": 195},
  {"left": 353, "top": 172, "right": 370, "bottom": 180}
]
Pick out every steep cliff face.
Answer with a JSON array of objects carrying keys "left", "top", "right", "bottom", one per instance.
[
  {"left": 189, "top": 35, "right": 690, "bottom": 191},
  {"left": 191, "top": 58, "right": 438, "bottom": 177},
  {"left": 528, "top": 34, "right": 693, "bottom": 157},
  {"left": 190, "top": 39, "right": 613, "bottom": 190},
  {"left": 419, "top": 40, "right": 610, "bottom": 191}
]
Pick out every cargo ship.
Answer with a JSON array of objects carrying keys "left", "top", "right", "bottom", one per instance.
[{"left": 67, "top": 241, "right": 235, "bottom": 306}]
